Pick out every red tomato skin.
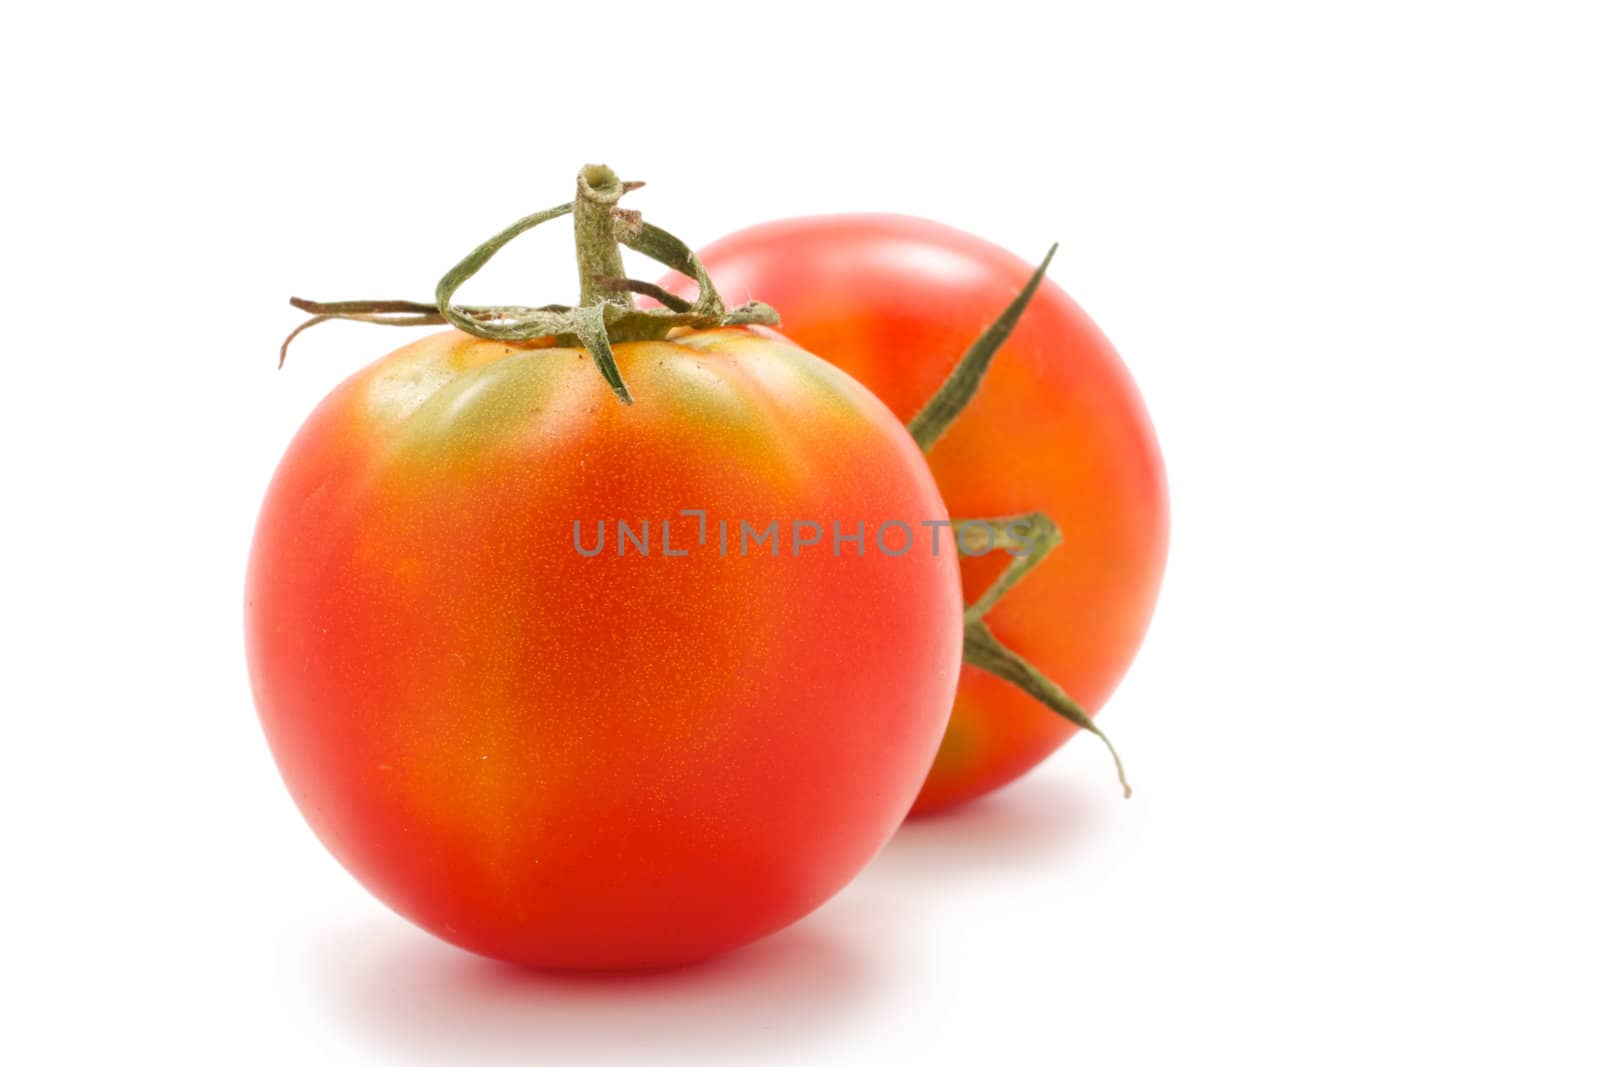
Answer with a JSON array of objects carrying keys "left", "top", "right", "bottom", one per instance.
[
  {"left": 246, "top": 327, "right": 962, "bottom": 969},
  {"left": 671, "top": 216, "right": 1168, "bottom": 814}
]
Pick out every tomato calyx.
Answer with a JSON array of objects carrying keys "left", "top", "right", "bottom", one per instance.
[
  {"left": 279, "top": 164, "right": 779, "bottom": 404},
  {"left": 913, "top": 249, "right": 1134, "bottom": 797}
]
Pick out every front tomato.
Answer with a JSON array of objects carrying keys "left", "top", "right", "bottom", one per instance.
[{"left": 247, "top": 326, "right": 961, "bottom": 969}]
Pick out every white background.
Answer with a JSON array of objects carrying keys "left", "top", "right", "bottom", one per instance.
[{"left": 3, "top": 2, "right": 1596, "bottom": 1063}]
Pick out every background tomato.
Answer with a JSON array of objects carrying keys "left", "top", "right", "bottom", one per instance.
[
  {"left": 246, "top": 325, "right": 962, "bottom": 968},
  {"left": 669, "top": 216, "right": 1168, "bottom": 813}
]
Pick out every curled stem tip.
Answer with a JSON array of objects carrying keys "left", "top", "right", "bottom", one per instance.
[
  {"left": 963, "top": 622, "right": 1132, "bottom": 798},
  {"left": 279, "top": 298, "right": 445, "bottom": 367}
]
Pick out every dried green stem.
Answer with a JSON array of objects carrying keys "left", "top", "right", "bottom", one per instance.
[
  {"left": 574, "top": 164, "right": 633, "bottom": 310},
  {"left": 963, "top": 621, "right": 1131, "bottom": 798},
  {"left": 907, "top": 244, "right": 1058, "bottom": 453},
  {"left": 278, "top": 300, "right": 445, "bottom": 367},
  {"left": 959, "top": 511, "right": 1064, "bottom": 623},
  {"left": 600, "top": 278, "right": 695, "bottom": 312},
  {"left": 951, "top": 508, "right": 1130, "bottom": 796},
  {"left": 920, "top": 252, "right": 1134, "bottom": 797}
]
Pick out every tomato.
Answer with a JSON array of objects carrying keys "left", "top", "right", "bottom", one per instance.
[
  {"left": 246, "top": 325, "right": 962, "bottom": 968},
  {"left": 669, "top": 216, "right": 1168, "bottom": 814}
]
